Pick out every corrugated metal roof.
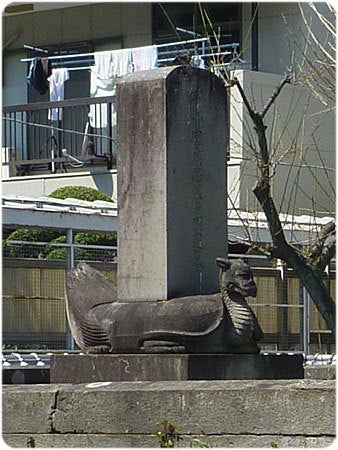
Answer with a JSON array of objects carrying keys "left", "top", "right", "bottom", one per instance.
[
  {"left": 2, "top": 195, "right": 118, "bottom": 232},
  {"left": 2, "top": 195, "right": 117, "bottom": 214},
  {"left": 2, "top": 195, "right": 334, "bottom": 243},
  {"left": 228, "top": 209, "right": 334, "bottom": 244}
]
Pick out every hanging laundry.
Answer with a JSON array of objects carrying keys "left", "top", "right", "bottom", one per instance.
[
  {"left": 91, "top": 51, "right": 115, "bottom": 92},
  {"left": 111, "top": 48, "right": 134, "bottom": 78},
  {"left": 90, "top": 49, "right": 133, "bottom": 128},
  {"left": 27, "top": 57, "right": 52, "bottom": 95},
  {"left": 131, "top": 45, "right": 158, "bottom": 72},
  {"left": 48, "top": 68, "right": 70, "bottom": 121},
  {"left": 191, "top": 55, "right": 205, "bottom": 69}
]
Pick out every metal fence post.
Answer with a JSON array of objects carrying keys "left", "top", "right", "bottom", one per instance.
[
  {"left": 302, "top": 287, "right": 311, "bottom": 356},
  {"left": 66, "top": 228, "right": 75, "bottom": 350}
]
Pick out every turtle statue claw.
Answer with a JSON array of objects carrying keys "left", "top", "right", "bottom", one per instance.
[{"left": 65, "top": 258, "right": 263, "bottom": 354}]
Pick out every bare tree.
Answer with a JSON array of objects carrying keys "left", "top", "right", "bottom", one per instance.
[
  {"left": 160, "top": 2, "right": 336, "bottom": 333},
  {"left": 223, "top": 3, "right": 336, "bottom": 334},
  {"left": 233, "top": 74, "right": 335, "bottom": 334}
]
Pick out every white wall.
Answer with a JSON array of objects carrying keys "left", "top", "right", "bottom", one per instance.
[
  {"left": 241, "top": 3, "right": 334, "bottom": 76},
  {"left": 229, "top": 70, "right": 335, "bottom": 217},
  {"left": 2, "top": 169, "right": 118, "bottom": 202},
  {"left": 2, "top": 51, "right": 28, "bottom": 106}
]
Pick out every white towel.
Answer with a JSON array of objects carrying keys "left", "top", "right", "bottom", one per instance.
[
  {"left": 48, "top": 68, "right": 69, "bottom": 121},
  {"left": 132, "top": 45, "right": 158, "bottom": 72},
  {"left": 90, "top": 49, "right": 133, "bottom": 128},
  {"left": 111, "top": 48, "right": 133, "bottom": 77}
]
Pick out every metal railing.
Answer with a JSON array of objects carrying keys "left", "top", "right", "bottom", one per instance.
[{"left": 2, "top": 95, "right": 116, "bottom": 176}]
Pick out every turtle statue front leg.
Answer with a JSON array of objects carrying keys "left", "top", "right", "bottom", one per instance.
[
  {"left": 140, "top": 340, "right": 186, "bottom": 353},
  {"left": 83, "top": 345, "right": 111, "bottom": 354}
]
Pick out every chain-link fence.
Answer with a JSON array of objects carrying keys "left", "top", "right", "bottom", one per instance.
[{"left": 2, "top": 241, "right": 335, "bottom": 354}]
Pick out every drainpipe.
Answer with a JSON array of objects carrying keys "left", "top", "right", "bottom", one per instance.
[{"left": 251, "top": 3, "right": 259, "bottom": 71}]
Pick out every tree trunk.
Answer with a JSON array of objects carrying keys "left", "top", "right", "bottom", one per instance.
[
  {"left": 253, "top": 165, "right": 336, "bottom": 336},
  {"left": 235, "top": 71, "right": 337, "bottom": 335}
]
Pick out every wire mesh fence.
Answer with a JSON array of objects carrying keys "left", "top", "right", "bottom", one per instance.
[
  {"left": 245, "top": 259, "right": 335, "bottom": 354},
  {"left": 2, "top": 241, "right": 335, "bottom": 353},
  {"left": 2, "top": 240, "right": 117, "bottom": 351}
]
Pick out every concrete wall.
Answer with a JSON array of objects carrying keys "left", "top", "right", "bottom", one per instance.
[
  {"left": 1, "top": 168, "right": 117, "bottom": 201},
  {"left": 2, "top": 380, "right": 335, "bottom": 447},
  {"left": 241, "top": 3, "right": 334, "bottom": 75},
  {"left": 3, "top": 3, "right": 333, "bottom": 79},
  {"left": 2, "top": 3, "right": 152, "bottom": 106},
  {"left": 229, "top": 69, "right": 335, "bottom": 216},
  {"left": 2, "top": 50, "right": 28, "bottom": 106},
  {"left": 3, "top": 3, "right": 152, "bottom": 52}
]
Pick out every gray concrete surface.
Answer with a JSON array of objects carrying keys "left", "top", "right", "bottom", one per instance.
[
  {"left": 304, "top": 365, "right": 336, "bottom": 380},
  {"left": 3, "top": 433, "right": 335, "bottom": 448},
  {"left": 50, "top": 353, "right": 304, "bottom": 383},
  {"left": 2, "top": 380, "right": 335, "bottom": 447}
]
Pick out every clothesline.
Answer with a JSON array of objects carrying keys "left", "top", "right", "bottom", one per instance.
[
  {"left": 20, "top": 38, "right": 209, "bottom": 63},
  {"left": 21, "top": 38, "right": 241, "bottom": 74},
  {"left": 23, "top": 37, "right": 243, "bottom": 113}
]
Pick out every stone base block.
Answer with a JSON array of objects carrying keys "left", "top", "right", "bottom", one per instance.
[
  {"left": 3, "top": 379, "right": 335, "bottom": 446},
  {"left": 50, "top": 353, "right": 304, "bottom": 383},
  {"left": 3, "top": 433, "right": 335, "bottom": 448},
  {"left": 2, "top": 368, "right": 50, "bottom": 384},
  {"left": 304, "top": 365, "right": 336, "bottom": 380}
]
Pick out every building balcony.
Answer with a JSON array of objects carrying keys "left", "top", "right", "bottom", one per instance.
[{"left": 2, "top": 95, "right": 116, "bottom": 178}]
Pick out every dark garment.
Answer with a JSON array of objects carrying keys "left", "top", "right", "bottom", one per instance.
[{"left": 27, "top": 57, "right": 52, "bottom": 95}]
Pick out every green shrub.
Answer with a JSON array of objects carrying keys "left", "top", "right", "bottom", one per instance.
[
  {"left": 44, "top": 235, "right": 67, "bottom": 260},
  {"left": 3, "top": 228, "right": 62, "bottom": 258},
  {"left": 3, "top": 187, "right": 116, "bottom": 260},
  {"left": 49, "top": 185, "right": 113, "bottom": 202},
  {"left": 5, "top": 228, "right": 60, "bottom": 243}
]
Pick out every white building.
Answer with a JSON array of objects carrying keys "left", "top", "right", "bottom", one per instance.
[{"left": 2, "top": 2, "right": 335, "bottom": 224}]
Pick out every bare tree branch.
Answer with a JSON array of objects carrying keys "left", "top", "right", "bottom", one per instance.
[
  {"left": 309, "top": 220, "right": 336, "bottom": 270},
  {"left": 261, "top": 74, "right": 291, "bottom": 118},
  {"left": 233, "top": 76, "right": 336, "bottom": 334},
  {"left": 317, "top": 241, "right": 336, "bottom": 272}
]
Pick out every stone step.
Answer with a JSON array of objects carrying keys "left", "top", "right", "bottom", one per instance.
[{"left": 2, "top": 379, "right": 335, "bottom": 447}]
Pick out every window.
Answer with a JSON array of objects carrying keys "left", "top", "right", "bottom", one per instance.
[{"left": 152, "top": 2, "right": 241, "bottom": 46}]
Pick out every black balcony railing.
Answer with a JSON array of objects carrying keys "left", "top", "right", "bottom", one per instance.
[{"left": 2, "top": 95, "right": 116, "bottom": 176}]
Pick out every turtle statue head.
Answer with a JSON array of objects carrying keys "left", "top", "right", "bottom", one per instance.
[{"left": 216, "top": 258, "right": 257, "bottom": 298}]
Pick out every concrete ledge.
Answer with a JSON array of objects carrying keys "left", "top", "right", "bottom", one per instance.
[
  {"left": 3, "top": 433, "right": 335, "bottom": 448},
  {"left": 2, "top": 384, "right": 61, "bottom": 434},
  {"left": 50, "top": 353, "right": 304, "bottom": 382},
  {"left": 304, "top": 365, "right": 336, "bottom": 380},
  {"left": 2, "top": 379, "right": 335, "bottom": 448}
]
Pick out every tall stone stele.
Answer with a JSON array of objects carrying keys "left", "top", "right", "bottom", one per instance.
[{"left": 117, "top": 66, "right": 228, "bottom": 301}]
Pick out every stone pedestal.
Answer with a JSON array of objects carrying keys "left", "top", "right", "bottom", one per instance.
[
  {"left": 117, "top": 66, "right": 228, "bottom": 301},
  {"left": 304, "top": 365, "right": 335, "bottom": 380},
  {"left": 50, "top": 353, "right": 304, "bottom": 383}
]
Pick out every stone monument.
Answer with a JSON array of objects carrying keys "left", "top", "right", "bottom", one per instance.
[
  {"left": 52, "top": 66, "right": 303, "bottom": 381},
  {"left": 116, "top": 66, "right": 227, "bottom": 301},
  {"left": 64, "top": 258, "right": 263, "bottom": 354}
]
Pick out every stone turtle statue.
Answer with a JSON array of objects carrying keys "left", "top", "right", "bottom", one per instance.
[{"left": 65, "top": 258, "right": 263, "bottom": 354}]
